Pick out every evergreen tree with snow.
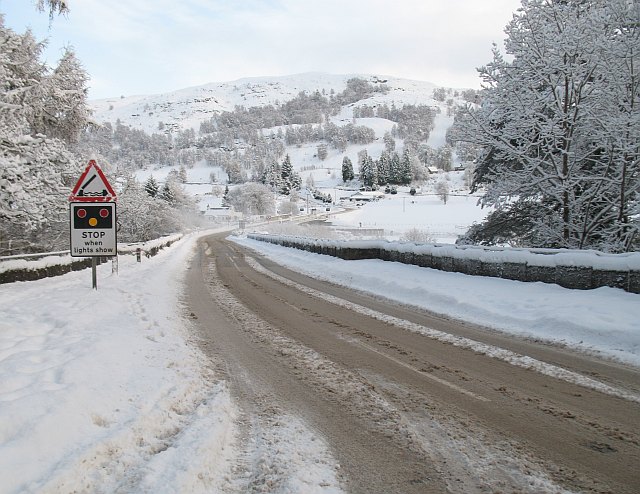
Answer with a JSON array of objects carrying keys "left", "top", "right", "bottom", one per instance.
[
  {"left": 359, "top": 153, "right": 377, "bottom": 188},
  {"left": 144, "top": 176, "right": 159, "bottom": 197},
  {"left": 388, "top": 152, "right": 402, "bottom": 185},
  {"left": 341, "top": 156, "right": 354, "bottom": 182},
  {"left": 376, "top": 151, "right": 391, "bottom": 185},
  {"left": 317, "top": 143, "right": 328, "bottom": 161},
  {"left": 262, "top": 161, "right": 282, "bottom": 191},
  {"left": 279, "top": 154, "right": 301, "bottom": 195},
  {"left": 0, "top": 17, "right": 88, "bottom": 253},
  {"left": 400, "top": 149, "right": 413, "bottom": 185},
  {"left": 159, "top": 183, "right": 175, "bottom": 204}
]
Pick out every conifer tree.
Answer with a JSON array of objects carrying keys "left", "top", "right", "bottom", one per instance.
[
  {"left": 279, "top": 154, "right": 301, "bottom": 194},
  {"left": 341, "top": 156, "right": 354, "bottom": 182},
  {"left": 388, "top": 152, "right": 402, "bottom": 185},
  {"left": 400, "top": 149, "right": 413, "bottom": 185},
  {"left": 377, "top": 151, "right": 391, "bottom": 185},
  {"left": 144, "top": 176, "right": 159, "bottom": 197}
]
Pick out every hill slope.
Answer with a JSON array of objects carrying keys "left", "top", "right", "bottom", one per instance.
[{"left": 90, "top": 72, "right": 448, "bottom": 135}]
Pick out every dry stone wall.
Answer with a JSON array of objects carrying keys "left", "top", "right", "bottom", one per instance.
[{"left": 248, "top": 234, "right": 640, "bottom": 294}]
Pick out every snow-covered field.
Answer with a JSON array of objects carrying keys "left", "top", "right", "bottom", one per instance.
[{"left": 0, "top": 228, "right": 346, "bottom": 493}]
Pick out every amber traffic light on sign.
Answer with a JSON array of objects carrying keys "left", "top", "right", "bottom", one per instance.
[{"left": 73, "top": 205, "right": 113, "bottom": 229}]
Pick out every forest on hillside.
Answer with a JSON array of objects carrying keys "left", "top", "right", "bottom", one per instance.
[{"left": 80, "top": 76, "right": 452, "bottom": 185}]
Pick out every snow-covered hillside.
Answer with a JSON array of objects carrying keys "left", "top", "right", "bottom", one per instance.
[
  {"left": 96, "top": 71, "right": 480, "bottom": 243},
  {"left": 90, "top": 72, "right": 446, "bottom": 135}
]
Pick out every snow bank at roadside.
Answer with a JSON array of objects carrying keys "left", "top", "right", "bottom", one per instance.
[
  {"left": 0, "top": 230, "right": 238, "bottom": 493},
  {"left": 233, "top": 236, "right": 640, "bottom": 367}
]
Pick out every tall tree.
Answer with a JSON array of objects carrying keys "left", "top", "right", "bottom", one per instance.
[
  {"left": 400, "top": 148, "right": 413, "bottom": 185},
  {"left": 376, "top": 151, "right": 391, "bottom": 185},
  {"left": 0, "top": 18, "right": 87, "bottom": 253},
  {"left": 388, "top": 152, "right": 402, "bottom": 185},
  {"left": 279, "top": 154, "right": 301, "bottom": 195},
  {"left": 35, "top": 48, "right": 90, "bottom": 142},
  {"left": 455, "top": 0, "right": 640, "bottom": 252},
  {"left": 144, "top": 176, "right": 159, "bottom": 197},
  {"left": 341, "top": 156, "right": 354, "bottom": 182},
  {"left": 359, "top": 151, "right": 377, "bottom": 188}
]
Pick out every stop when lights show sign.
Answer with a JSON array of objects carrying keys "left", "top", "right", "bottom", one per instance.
[{"left": 69, "top": 161, "right": 117, "bottom": 257}]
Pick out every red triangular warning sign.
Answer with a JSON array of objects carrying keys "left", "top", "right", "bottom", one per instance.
[{"left": 69, "top": 160, "right": 117, "bottom": 202}]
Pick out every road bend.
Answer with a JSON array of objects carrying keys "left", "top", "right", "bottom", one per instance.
[{"left": 185, "top": 233, "right": 640, "bottom": 494}]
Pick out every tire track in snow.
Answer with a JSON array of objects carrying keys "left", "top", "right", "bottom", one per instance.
[{"left": 246, "top": 256, "right": 640, "bottom": 405}]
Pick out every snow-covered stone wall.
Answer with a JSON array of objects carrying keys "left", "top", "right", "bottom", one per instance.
[
  {"left": 248, "top": 234, "right": 640, "bottom": 293},
  {"left": 0, "top": 234, "right": 183, "bottom": 284}
]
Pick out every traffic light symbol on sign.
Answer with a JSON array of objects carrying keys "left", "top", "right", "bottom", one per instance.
[{"left": 74, "top": 205, "right": 113, "bottom": 229}]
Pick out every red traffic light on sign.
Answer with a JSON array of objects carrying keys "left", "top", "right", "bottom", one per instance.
[{"left": 73, "top": 205, "right": 113, "bottom": 229}]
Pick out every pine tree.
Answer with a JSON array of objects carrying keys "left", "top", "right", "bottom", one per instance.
[
  {"left": 38, "top": 48, "right": 90, "bottom": 143},
  {"left": 159, "top": 183, "right": 174, "bottom": 203},
  {"left": 144, "top": 176, "right": 159, "bottom": 197},
  {"left": 317, "top": 143, "right": 328, "bottom": 161},
  {"left": 178, "top": 165, "right": 188, "bottom": 183},
  {"left": 279, "top": 154, "right": 301, "bottom": 195},
  {"left": 262, "top": 162, "right": 282, "bottom": 190},
  {"left": 388, "top": 152, "right": 402, "bottom": 185},
  {"left": 360, "top": 154, "right": 377, "bottom": 188},
  {"left": 377, "top": 151, "right": 390, "bottom": 185},
  {"left": 400, "top": 149, "right": 413, "bottom": 185},
  {"left": 341, "top": 156, "right": 354, "bottom": 182}
]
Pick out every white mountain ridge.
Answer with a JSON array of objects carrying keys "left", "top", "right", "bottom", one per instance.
[{"left": 90, "top": 72, "right": 453, "bottom": 135}]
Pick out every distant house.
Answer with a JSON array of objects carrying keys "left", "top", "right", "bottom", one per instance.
[
  {"left": 427, "top": 166, "right": 440, "bottom": 174},
  {"left": 348, "top": 191, "right": 384, "bottom": 202}
]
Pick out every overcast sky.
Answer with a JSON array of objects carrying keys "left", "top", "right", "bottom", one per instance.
[{"left": 2, "top": 0, "right": 522, "bottom": 100}]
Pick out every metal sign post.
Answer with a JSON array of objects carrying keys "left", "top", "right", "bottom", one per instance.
[{"left": 92, "top": 257, "right": 97, "bottom": 289}]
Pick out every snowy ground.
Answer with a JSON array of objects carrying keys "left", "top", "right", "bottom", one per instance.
[
  {"left": 0, "top": 229, "right": 342, "bottom": 494},
  {"left": 1, "top": 220, "right": 639, "bottom": 492}
]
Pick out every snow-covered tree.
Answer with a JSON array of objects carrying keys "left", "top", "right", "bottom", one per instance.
[
  {"left": 410, "top": 154, "right": 428, "bottom": 184},
  {"left": 388, "top": 152, "right": 402, "bottom": 185},
  {"left": 317, "top": 143, "right": 328, "bottom": 161},
  {"left": 359, "top": 151, "right": 377, "bottom": 187},
  {"left": 117, "top": 176, "right": 177, "bottom": 242},
  {"left": 341, "top": 156, "right": 354, "bottom": 182},
  {"left": 383, "top": 131, "right": 395, "bottom": 153},
  {"left": 0, "top": 18, "right": 88, "bottom": 253},
  {"left": 279, "top": 154, "right": 301, "bottom": 195},
  {"left": 400, "top": 149, "right": 413, "bottom": 185},
  {"left": 376, "top": 151, "right": 391, "bottom": 185},
  {"left": 144, "top": 176, "right": 159, "bottom": 197},
  {"left": 455, "top": 0, "right": 640, "bottom": 252},
  {"left": 225, "top": 183, "right": 275, "bottom": 216},
  {"left": 33, "top": 48, "right": 90, "bottom": 143},
  {"left": 435, "top": 179, "right": 449, "bottom": 204},
  {"left": 433, "top": 145, "right": 453, "bottom": 172}
]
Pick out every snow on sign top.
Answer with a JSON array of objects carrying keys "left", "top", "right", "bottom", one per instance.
[{"left": 69, "top": 160, "right": 117, "bottom": 202}]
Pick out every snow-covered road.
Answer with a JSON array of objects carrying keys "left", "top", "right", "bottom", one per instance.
[{"left": 1, "top": 228, "right": 639, "bottom": 493}]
